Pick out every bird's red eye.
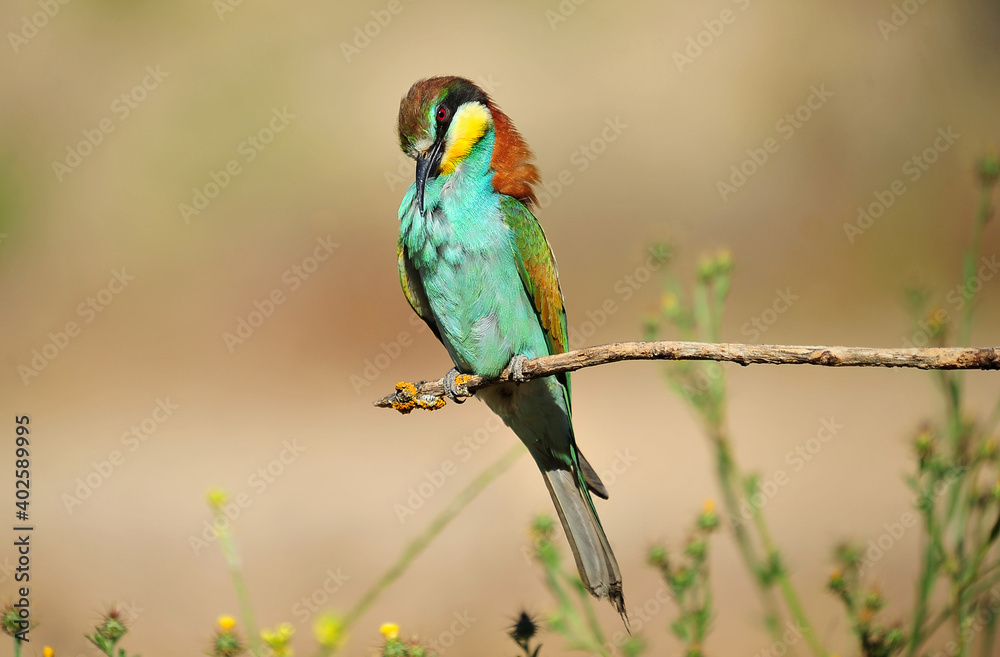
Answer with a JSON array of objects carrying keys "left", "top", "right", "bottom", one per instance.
[{"left": 436, "top": 106, "right": 449, "bottom": 123}]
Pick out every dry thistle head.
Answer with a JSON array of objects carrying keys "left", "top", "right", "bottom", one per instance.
[
  {"left": 210, "top": 634, "right": 245, "bottom": 657},
  {"left": 0, "top": 603, "right": 21, "bottom": 637},
  {"left": 96, "top": 606, "right": 128, "bottom": 642},
  {"left": 697, "top": 498, "right": 719, "bottom": 531},
  {"left": 914, "top": 428, "right": 934, "bottom": 465},
  {"left": 863, "top": 588, "right": 886, "bottom": 615},
  {"left": 209, "top": 615, "right": 245, "bottom": 657},
  {"left": 670, "top": 566, "right": 696, "bottom": 594},
  {"left": 509, "top": 611, "right": 538, "bottom": 643},
  {"left": 827, "top": 568, "right": 847, "bottom": 595},
  {"left": 647, "top": 544, "right": 669, "bottom": 571},
  {"left": 85, "top": 605, "right": 130, "bottom": 654},
  {"left": 834, "top": 542, "right": 863, "bottom": 571},
  {"left": 685, "top": 537, "right": 708, "bottom": 560},
  {"left": 378, "top": 625, "right": 430, "bottom": 657},
  {"left": 649, "top": 242, "right": 673, "bottom": 266}
]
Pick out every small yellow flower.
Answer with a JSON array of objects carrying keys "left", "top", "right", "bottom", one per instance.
[
  {"left": 261, "top": 622, "right": 295, "bottom": 657},
  {"left": 697, "top": 255, "right": 714, "bottom": 280},
  {"left": 43, "top": 648, "right": 54, "bottom": 657},
  {"left": 697, "top": 498, "right": 719, "bottom": 531},
  {"left": 380, "top": 622, "right": 400, "bottom": 640},
  {"left": 827, "top": 568, "right": 847, "bottom": 595},
  {"left": 206, "top": 487, "right": 230, "bottom": 509},
  {"left": 715, "top": 248, "right": 733, "bottom": 272},
  {"left": 218, "top": 615, "right": 236, "bottom": 632},
  {"left": 314, "top": 612, "right": 345, "bottom": 649}
]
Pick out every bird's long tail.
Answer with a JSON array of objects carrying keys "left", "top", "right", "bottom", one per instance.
[{"left": 542, "top": 467, "right": 626, "bottom": 618}]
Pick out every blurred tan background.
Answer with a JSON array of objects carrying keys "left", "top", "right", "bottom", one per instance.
[{"left": 2, "top": 0, "right": 1000, "bottom": 654}]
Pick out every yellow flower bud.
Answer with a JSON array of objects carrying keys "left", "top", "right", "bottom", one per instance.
[
  {"left": 314, "top": 613, "right": 345, "bottom": 648},
  {"left": 206, "top": 487, "right": 230, "bottom": 509}
]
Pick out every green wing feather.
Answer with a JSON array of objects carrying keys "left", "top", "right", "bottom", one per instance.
[
  {"left": 501, "top": 197, "right": 610, "bottom": 495},
  {"left": 500, "top": 196, "right": 569, "bottom": 357},
  {"left": 398, "top": 239, "right": 441, "bottom": 341},
  {"left": 500, "top": 194, "right": 572, "bottom": 411}
]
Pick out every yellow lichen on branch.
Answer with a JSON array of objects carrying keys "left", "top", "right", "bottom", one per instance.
[
  {"left": 389, "top": 381, "right": 446, "bottom": 414},
  {"left": 374, "top": 340, "right": 1000, "bottom": 413}
]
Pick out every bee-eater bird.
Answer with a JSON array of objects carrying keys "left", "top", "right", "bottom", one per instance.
[{"left": 395, "top": 76, "right": 625, "bottom": 615}]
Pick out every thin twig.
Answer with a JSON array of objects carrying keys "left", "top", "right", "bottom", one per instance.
[{"left": 374, "top": 341, "right": 1000, "bottom": 411}]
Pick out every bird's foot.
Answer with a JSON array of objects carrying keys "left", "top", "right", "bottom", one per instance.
[
  {"left": 508, "top": 354, "right": 529, "bottom": 383},
  {"left": 444, "top": 367, "right": 473, "bottom": 403}
]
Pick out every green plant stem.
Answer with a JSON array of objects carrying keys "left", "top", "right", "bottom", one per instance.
[
  {"left": 957, "top": 186, "right": 995, "bottom": 350},
  {"left": 572, "top": 575, "right": 607, "bottom": 650},
  {"left": 967, "top": 569, "right": 1000, "bottom": 602},
  {"left": 922, "top": 597, "right": 955, "bottom": 643},
  {"left": 538, "top": 554, "right": 609, "bottom": 657},
  {"left": 710, "top": 427, "right": 784, "bottom": 640},
  {"left": 660, "top": 258, "right": 824, "bottom": 655},
  {"left": 543, "top": 560, "right": 576, "bottom": 618},
  {"left": 13, "top": 638, "right": 20, "bottom": 657},
  {"left": 216, "top": 517, "right": 263, "bottom": 657},
  {"left": 908, "top": 530, "right": 942, "bottom": 655},
  {"left": 342, "top": 442, "right": 526, "bottom": 632},
  {"left": 909, "top": 179, "right": 996, "bottom": 657},
  {"left": 973, "top": 559, "right": 1000, "bottom": 584},
  {"left": 750, "top": 511, "right": 827, "bottom": 657},
  {"left": 562, "top": 574, "right": 611, "bottom": 657},
  {"left": 704, "top": 384, "right": 822, "bottom": 654}
]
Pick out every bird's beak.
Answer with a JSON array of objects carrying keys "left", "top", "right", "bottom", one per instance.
[{"left": 415, "top": 139, "right": 445, "bottom": 215}]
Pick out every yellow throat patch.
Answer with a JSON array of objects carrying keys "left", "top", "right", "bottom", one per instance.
[{"left": 439, "top": 102, "right": 491, "bottom": 175}]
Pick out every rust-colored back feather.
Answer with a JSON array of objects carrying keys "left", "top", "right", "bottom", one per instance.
[{"left": 487, "top": 99, "right": 541, "bottom": 206}]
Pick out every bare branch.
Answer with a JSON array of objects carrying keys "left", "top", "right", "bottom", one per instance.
[{"left": 374, "top": 340, "right": 1000, "bottom": 412}]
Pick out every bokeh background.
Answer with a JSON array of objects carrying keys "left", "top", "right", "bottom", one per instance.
[{"left": 2, "top": 0, "right": 1000, "bottom": 654}]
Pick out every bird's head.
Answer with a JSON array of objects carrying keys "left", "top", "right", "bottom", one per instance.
[{"left": 397, "top": 76, "right": 539, "bottom": 213}]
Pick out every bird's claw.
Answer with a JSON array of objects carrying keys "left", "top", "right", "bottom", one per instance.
[
  {"left": 509, "top": 354, "right": 528, "bottom": 383},
  {"left": 444, "top": 367, "right": 472, "bottom": 403}
]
